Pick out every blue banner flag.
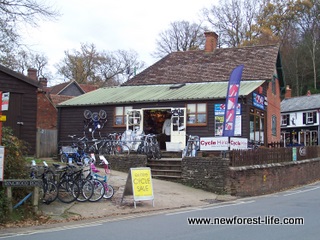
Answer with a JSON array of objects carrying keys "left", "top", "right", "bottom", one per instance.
[{"left": 222, "top": 65, "right": 244, "bottom": 137}]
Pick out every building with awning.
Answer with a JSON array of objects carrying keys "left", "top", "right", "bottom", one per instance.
[{"left": 57, "top": 32, "right": 285, "bottom": 150}]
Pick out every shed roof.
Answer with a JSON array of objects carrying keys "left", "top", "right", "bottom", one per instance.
[
  {"left": 0, "top": 64, "right": 39, "bottom": 88},
  {"left": 281, "top": 94, "right": 320, "bottom": 112},
  {"left": 58, "top": 80, "right": 264, "bottom": 107}
]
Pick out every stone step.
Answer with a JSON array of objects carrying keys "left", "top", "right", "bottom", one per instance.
[
  {"left": 147, "top": 165, "right": 182, "bottom": 171},
  {"left": 151, "top": 169, "right": 181, "bottom": 174},
  {"left": 148, "top": 156, "right": 182, "bottom": 179},
  {"left": 152, "top": 175, "right": 182, "bottom": 179}
]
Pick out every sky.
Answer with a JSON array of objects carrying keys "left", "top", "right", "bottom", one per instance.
[{"left": 21, "top": 0, "right": 219, "bottom": 85}]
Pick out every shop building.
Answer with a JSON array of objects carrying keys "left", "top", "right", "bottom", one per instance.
[
  {"left": 281, "top": 87, "right": 320, "bottom": 146},
  {"left": 57, "top": 32, "right": 285, "bottom": 150}
]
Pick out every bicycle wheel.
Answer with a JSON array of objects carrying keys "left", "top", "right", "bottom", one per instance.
[
  {"left": 117, "top": 143, "right": 130, "bottom": 155},
  {"left": 103, "top": 184, "right": 114, "bottom": 199},
  {"left": 151, "top": 144, "right": 162, "bottom": 160},
  {"left": 60, "top": 154, "right": 68, "bottom": 163},
  {"left": 76, "top": 180, "right": 94, "bottom": 202},
  {"left": 44, "top": 169, "right": 56, "bottom": 184},
  {"left": 41, "top": 181, "right": 58, "bottom": 204},
  {"left": 57, "top": 180, "right": 80, "bottom": 203},
  {"left": 88, "top": 179, "right": 105, "bottom": 202}
]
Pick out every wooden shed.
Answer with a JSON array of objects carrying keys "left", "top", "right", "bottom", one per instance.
[{"left": 0, "top": 66, "right": 39, "bottom": 154}]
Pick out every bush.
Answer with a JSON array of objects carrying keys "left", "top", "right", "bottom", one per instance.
[
  {"left": 0, "top": 190, "right": 9, "bottom": 223},
  {"left": 2, "top": 127, "right": 29, "bottom": 179},
  {"left": 0, "top": 127, "right": 32, "bottom": 223}
]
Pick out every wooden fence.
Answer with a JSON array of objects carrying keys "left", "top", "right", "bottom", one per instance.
[
  {"left": 230, "top": 145, "right": 320, "bottom": 167},
  {"left": 36, "top": 128, "right": 57, "bottom": 158}
]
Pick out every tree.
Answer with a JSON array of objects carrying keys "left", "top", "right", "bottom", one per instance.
[
  {"left": 0, "top": 0, "right": 59, "bottom": 54},
  {"left": 0, "top": 0, "right": 58, "bottom": 81},
  {"left": 203, "top": 0, "right": 261, "bottom": 47},
  {"left": 295, "top": 0, "right": 320, "bottom": 90},
  {"left": 55, "top": 43, "right": 145, "bottom": 86},
  {"left": 203, "top": 0, "right": 320, "bottom": 96},
  {"left": 153, "top": 21, "right": 206, "bottom": 58}
]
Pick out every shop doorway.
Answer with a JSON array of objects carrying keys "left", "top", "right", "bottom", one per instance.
[
  {"left": 143, "top": 109, "right": 171, "bottom": 150},
  {"left": 126, "top": 108, "right": 186, "bottom": 150}
]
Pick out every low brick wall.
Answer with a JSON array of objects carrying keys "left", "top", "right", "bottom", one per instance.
[
  {"left": 107, "top": 154, "right": 147, "bottom": 173},
  {"left": 229, "top": 158, "right": 320, "bottom": 197},
  {"left": 181, "top": 156, "right": 230, "bottom": 194},
  {"left": 100, "top": 154, "right": 320, "bottom": 197}
]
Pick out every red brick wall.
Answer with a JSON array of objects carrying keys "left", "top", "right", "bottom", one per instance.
[
  {"left": 229, "top": 159, "right": 320, "bottom": 196},
  {"left": 37, "top": 92, "right": 57, "bottom": 129},
  {"left": 266, "top": 75, "right": 281, "bottom": 143}
]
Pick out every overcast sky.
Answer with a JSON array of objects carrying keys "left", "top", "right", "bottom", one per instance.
[{"left": 21, "top": 0, "right": 218, "bottom": 85}]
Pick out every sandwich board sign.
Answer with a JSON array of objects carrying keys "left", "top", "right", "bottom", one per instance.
[{"left": 122, "top": 167, "right": 154, "bottom": 208}]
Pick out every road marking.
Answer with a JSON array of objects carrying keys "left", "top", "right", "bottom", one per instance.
[
  {"left": 283, "top": 186, "right": 320, "bottom": 196},
  {"left": 0, "top": 222, "right": 104, "bottom": 239},
  {"left": 166, "top": 200, "right": 255, "bottom": 216}
]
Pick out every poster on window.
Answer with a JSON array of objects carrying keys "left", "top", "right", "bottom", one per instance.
[
  {"left": 1, "top": 92, "right": 9, "bottom": 111},
  {"left": 215, "top": 115, "right": 241, "bottom": 136},
  {"left": 215, "top": 103, "right": 241, "bottom": 116}
]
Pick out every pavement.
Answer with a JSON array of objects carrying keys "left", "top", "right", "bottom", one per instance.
[
  {"left": 38, "top": 169, "right": 237, "bottom": 221},
  {"left": 0, "top": 168, "right": 238, "bottom": 230}
]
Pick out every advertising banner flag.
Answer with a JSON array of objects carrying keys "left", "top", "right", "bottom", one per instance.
[{"left": 223, "top": 65, "right": 244, "bottom": 137}]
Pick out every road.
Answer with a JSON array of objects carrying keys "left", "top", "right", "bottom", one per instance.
[{"left": 1, "top": 181, "right": 320, "bottom": 240}]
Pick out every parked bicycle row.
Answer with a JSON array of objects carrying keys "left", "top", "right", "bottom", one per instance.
[
  {"left": 59, "top": 128, "right": 162, "bottom": 165},
  {"left": 29, "top": 157, "right": 113, "bottom": 205}
]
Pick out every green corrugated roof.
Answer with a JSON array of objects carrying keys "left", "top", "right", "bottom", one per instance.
[{"left": 57, "top": 81, "right": 265, "bottom": 107}]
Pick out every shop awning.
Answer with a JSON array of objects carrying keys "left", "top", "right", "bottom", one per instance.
[{"left": 58, "top": 80, "right": 265, "bottom": 107}]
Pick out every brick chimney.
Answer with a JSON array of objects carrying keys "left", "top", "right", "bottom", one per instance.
[
  {"left": 27, "top": 68, "right": 38, "bottom": 81},
  {"left": 204, "top": 31, "right": 218, "bottom": 52},
  {"left": 285, "top": 85, "right": 292, "bottom": 98},
  {"left": 39, "top": 77, "right": 48, "bottom": 88}
]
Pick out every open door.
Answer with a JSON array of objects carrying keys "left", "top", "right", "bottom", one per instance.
[
  {"left": 126, "top": 109, "right": 143, "bottom": 131},
  {"left": 170, "top": 108, "right": 186, "bottom": 148}
]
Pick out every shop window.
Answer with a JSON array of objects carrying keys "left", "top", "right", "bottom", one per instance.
[
  {"left": 114, "top": 106, "right": 132, "bottom": 126},
  {"left": 215, "top": 116, "right": 224, "bottom": 136},
  {"left": 281, "top": 114, "right": 289, "bottom": 126},
  {"left": 249, "top": 108, "right": 265, "bottom": 144},
  {"left": 186, "top": 103, "right": 207, "bottom": 125},
  {"left": 303, "top": 111, "right": 317, "bottom": 125},
  {"left": 272, "top": 115, "right": 277, "bottom": 136},
  {"left": 272, "top": 75, "right": 276, "bottom": 95}
]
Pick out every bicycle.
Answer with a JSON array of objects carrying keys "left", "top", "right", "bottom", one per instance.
[
  {"left": 182, "top": 135, "right": 200, "bottom": 158},
  {"left": 67, "top": 163, "right": 94, "bottom": 202},
  {"left": 99, "top": 132, "right": 130, "bottom": 156},
  {"left": 30, "top": 160, "right": 58, "bottom": 204},
  {"left": 54, "top": 163, "right": 81, "bottom": 203},
  {"left": 137, "top": 134, "right": 162, "bottom": 160},
  {"left": 59, "top": 135, "right": 92, "bottom": 165},
  {"left": 122, "top": 128, "right": 144, "bottom": 153},
  {"left": 89, "top": 156, "right": 114, "bottom": 200}
]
